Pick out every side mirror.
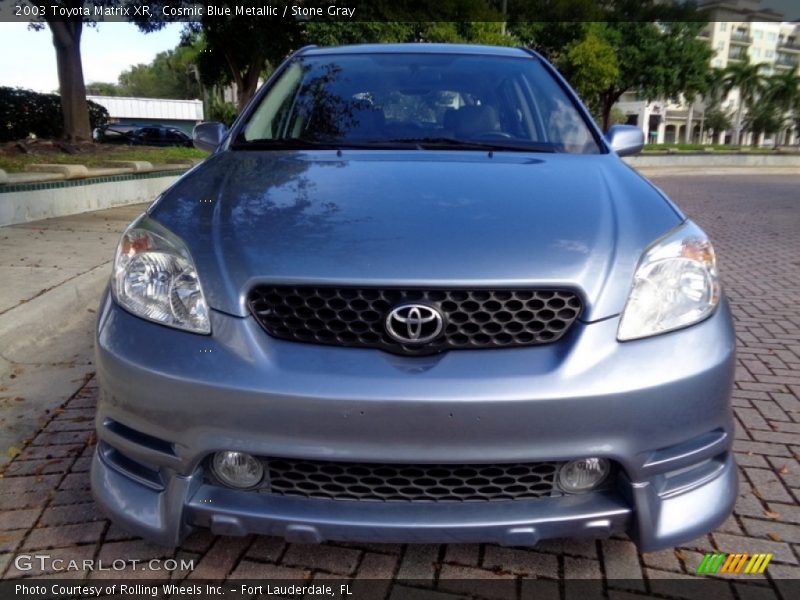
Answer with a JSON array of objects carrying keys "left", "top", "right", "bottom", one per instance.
[
  {"left": 605, "top": 125, "right": 644, "bottom": 157},
  {"left": 193, "top": 122, "right": 228, "bottom": 152}
]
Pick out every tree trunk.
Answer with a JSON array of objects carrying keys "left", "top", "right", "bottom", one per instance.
[
  {"left": 732, "top": 103, "right": 744, "bottom": 146},
  {"left": 237, "top": 62, "right": 262, "bottom": 112},
  {"left": 49, "top": 20, "right": 91, "bottom": 142},
  {"left": 684, "top": 103, "right": 694, "bottom": 144},
  {"left": 601, "top": 101, "right": 612, "bottom": 132},
  {"left": 698, "top": 107, "right": 705, "bottom": 144},
  {"left": 600, "top": 89, "right": 621, "bottom": 132},
  {"left": 221, "top": 48, "right": 262, "bottom": 112}
]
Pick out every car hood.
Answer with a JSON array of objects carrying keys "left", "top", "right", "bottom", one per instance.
[{"left": 149, "top": 150, "right": 682, "bottom": 321}]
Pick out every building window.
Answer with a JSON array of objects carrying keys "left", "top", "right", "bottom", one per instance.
[
  {"left": 753, "top": 30, "right": 763, "bottom": 40},
  {"left": 767, "top": 32, "right": 777, "bottom": 42},
  {"left": 729, "top": 47, "right": 746, "bottom": 60},
  {"left": 716, "top": 41, "right": 725, "bottom": 50},
  {"left": 719, "top": 22, "right": 727, "bottom": 32},
  {"left": 766, "top": 50, "right": 774, "bottom": 58},
  {"left": 751, "top": 48, "right": 761, "bottom": 58}
]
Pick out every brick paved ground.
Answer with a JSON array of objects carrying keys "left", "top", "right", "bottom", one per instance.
[{"left": 0, "top": 174, "right": 798, "bottom": 598}]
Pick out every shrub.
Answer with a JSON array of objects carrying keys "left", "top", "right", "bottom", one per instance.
[
  {"left": 208, "top": 98, "right": 239, "bottom": 128},
  {"left": 0, "top": 87, "right": 109, "bottom": 142}
]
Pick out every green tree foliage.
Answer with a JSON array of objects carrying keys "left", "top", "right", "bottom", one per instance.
[
  {"left": 117, "top": 44, "right": 202, "bottom": 99},
  {"left": 191, "top": 14, "right": 304, "bottom": 111},
  {"left": 764, "top": 70, "right": 800, "bottom": 117},
  {"left": 744, "top": 102, "right": 783, "bottom": 141},
  {"left": 85, "top": 82, "right": 123, "bottom": 97},
  {"left": 306, "top": 21, "right": 518, "bottom": 47},
  {"left": 508, "top": 2, "right": 600, "bottom": 58},
  {"left": 511, "top": 1, "right": 713, "bottom": 130},
  {"left": 138, "top": 2, "right": 304, "bottom": 111},
  {"left": 595, "top": 21, "right": 712, "bottom": 131},
  {"left": 557, "top": 25, "right": 619, "bottom": 119},
  {"left": 305, "top": 22, "right": 413, "bottom": 46},
  {"left": 208, "top": 98, "right": 238, "bottom": 127},
  {"left": 703, "top": 107, "right": 732, "bottom": 137},
  {"left": 414, "top": 22, "right": 518, "bottom": 45},
  {"left": 702, "top": 68, "right": 728, "bottom": 109},
  {"left": 748, "top": 70, "right": 800, "bottom": 145}
]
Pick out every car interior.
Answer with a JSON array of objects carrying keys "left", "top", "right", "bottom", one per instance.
[{"left": 243, "top": 54, "right": 600, "bottom": 154}]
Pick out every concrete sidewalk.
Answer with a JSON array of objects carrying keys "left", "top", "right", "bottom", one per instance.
[{"left": 0, "top": 203, "right": 148, "bottom": 463}]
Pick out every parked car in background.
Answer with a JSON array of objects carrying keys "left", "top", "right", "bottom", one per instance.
[
  {"left": 92, "top": 44, "right": 736, "bottom": 551},
  {"left": 94, "top": 123, "right": 193, "bottom": 147}
]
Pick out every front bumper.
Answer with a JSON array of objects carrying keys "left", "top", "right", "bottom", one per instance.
[{"left": 92, "top": 290, "right": 737, "bottom": 551}]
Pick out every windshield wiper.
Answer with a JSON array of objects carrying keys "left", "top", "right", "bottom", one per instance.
[
  {"left": 232, "top": 137, "right": 436, "bottom": 151},
  {"left": 231, "top": 137, "right": 556, "bottom": 153},
  {"left": 384, "top": 137, "right": 556, "bottom": 153}
]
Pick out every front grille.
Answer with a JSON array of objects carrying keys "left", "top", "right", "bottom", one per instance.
[
  {"left": 248, "top": 286, "right": 582, "bottom": 355},
  {"left": 261, "top": 458, "right": 562, "bottom": 502}
]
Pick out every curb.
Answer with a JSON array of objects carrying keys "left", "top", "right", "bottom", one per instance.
[
  {"left": 0, "top": 263, "right": 110, "bottom": 376},
  {"left": 25, "top": 163, "right": 90, "bottom": 179},
  {"left": 635, "top": 166, "right": 800, "bottom": 177},
  {"left": 624, "top": 154, "right": 800, "bottom": 168}
]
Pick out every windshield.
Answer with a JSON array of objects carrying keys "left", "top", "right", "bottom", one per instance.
[{"left": 236, "top": 53, "right": 602, "bottom": 154}]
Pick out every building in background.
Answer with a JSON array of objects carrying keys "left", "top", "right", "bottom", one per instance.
[
  {"left": 615, "top": 0, "right": 799, "bottom": 145},
  {"left": 86, "top": 96, "right": 204, "bottom": 134}
]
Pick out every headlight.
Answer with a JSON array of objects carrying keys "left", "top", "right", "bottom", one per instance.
[
  {"left": 617, "top": 221, "right": 720, "bottom": 341},
  {"left": 112, "top": 215, "right": 211, "bottom": 334}
]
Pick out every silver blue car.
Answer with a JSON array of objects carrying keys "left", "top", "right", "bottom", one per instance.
[{"left": 92, "top": 44, "right": 736, "bottom": 551}]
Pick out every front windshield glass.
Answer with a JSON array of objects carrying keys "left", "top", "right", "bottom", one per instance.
[{"left": 237, "top": 53, "right": 602, "bottom": 154}]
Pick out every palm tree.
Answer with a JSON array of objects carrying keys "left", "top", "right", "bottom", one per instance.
[
  {"left": 698, "top": 68, "right": 727, "bottom": 143},
  {"left": 744, "top": 102, "right": 784, "bottom": 145},
  {"left": 763, "top": 70, "right": 800, "bottom": 145},
  {"left": 721, "top": 58, "right": 767, "bottom": 145}
]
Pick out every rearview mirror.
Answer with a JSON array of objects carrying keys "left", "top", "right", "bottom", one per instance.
[
  {"left": 605, "top": 125, "right": 644, "bottom": 157},
  {"left": 193, "top": 122, "right": 228, "bottom": 152}
]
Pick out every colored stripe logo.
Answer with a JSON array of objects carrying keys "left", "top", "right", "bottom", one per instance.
[{"left": 697, "top": 553, "right": 772, "bottom": 574}]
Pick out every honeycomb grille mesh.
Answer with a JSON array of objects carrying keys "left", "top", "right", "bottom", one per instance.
[
  {"left": 248, "top": 286, "right": 582, "bottom": 355},
  {"left": 262, "top": 458, "right": 562, "bottom": 502}
]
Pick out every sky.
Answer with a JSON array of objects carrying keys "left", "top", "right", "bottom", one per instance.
[{"left": 0, "top": 22, "right": 183, "bottom": 93}]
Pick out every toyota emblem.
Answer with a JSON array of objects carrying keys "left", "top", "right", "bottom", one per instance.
[{"left": 385, "top": 303, "right": 444, "bottom": 345}]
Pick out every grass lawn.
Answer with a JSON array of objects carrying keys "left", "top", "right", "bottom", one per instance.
[{"left": 0, "top": 145, "right": 208, "bottom": 173}]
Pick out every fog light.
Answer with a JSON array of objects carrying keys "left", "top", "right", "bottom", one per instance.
[
  {"left": 211, "top": 451, "right": 264, "bottom": 488},
  {"left": 558, "top": 458, "right": 610, "bottom": 493}
]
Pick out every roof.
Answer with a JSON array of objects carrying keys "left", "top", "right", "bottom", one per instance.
[
  {"left": 301, "top": 43, "right": 531, "bottom": 58},
  {"left": 87, "top": 96, "right": 204, "bottom": 122}
]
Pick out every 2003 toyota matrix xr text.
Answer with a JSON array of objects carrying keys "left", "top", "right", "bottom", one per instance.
[{"left": 92, "top": 44, "right": 736, "bottom": 551}]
